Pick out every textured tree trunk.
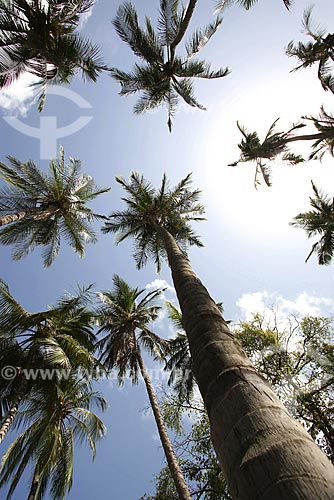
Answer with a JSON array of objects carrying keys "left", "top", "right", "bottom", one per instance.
[
  {"left": 0, "top": 392, "right": 24, "bottom": 445},
  {"left": 27, "top": 467, "right": 40, "bottom": 500},
  {"left": 137, "top": 353, "right": 192, "bottom": 500},
  {"left": 0, "top": 211, "right": 29, "bottom": 226},
  {"left": 158, "top": 226, "right": 334, "bottom": 500},
  {"left": 0, "top": 206, "right": 59, "bottom": 227}
]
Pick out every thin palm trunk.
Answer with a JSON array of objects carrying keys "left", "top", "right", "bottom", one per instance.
[
  {"left": 158, "top": 225, "right": 334, "bottom": 499},
  {"left": 285, "top": 131, "right": 333, "bottom": 144},
  {"left": 0, "top": 387, "right": 25, "bottom": 445},
  {"left": 137, "top": 353, "right": 192, "bottom": 500},
  {"left": 0, "top": 211, "right": 30, "bottom": 226},
  {"left": 0, "top": 206, "right": 59, "bottom": 227}
]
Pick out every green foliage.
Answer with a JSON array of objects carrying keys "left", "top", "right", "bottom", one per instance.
[
  {"left": 0, "top": 0, "right": 107, "bottom": 110},
  {"left": 235, "top": 314, "right": 278, "bottom": 356},
  {"left": 286, "top": 8, "right": 334, "bottom": 93},
  {"left": 143, "top": 311, "right": 334, "bottom": 499},
  {"left": 163, "top": 302, "right": 195, "bottom": 402},
  {"left": 0, "top": 338, "right": 27, "bottom": 420},
  {"left": 290, "top": 181, "right": 334, "bottom": 265},
  {"left": 0, "top": 279, "right": 97, "bottom": 371},
  {"left": 0, "top": 376, "right": 107, "bottom": 500},
  {"left": 102, "top": 172, "right": 205, "bottom": 272},
  {"left": 0, "top": 278, "right": 98, "bottom": 442},
  {"left": 141, "top": 396, "right": 231, "bottom": 500},
  {"left": 111, "top": 0, "right": 229, "bottom": 129},
  {"left": 303, "top": 107, "right": 334, "bottom": 160},
  {"left": 235, "top": 312, "right": 334, "bottom": 455},
  {"left": 96, "top": 274, "right": 167, "bottom": 384},
  {"left": 0, "top": 147, "right": 110, "bottom": 266},
  {"left": 229, "top": 120, "right": 305, "bottom": 187}
]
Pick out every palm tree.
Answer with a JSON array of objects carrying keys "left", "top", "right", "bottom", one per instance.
[
  {"left": 0, "top": 0, "right": 107, "bottom": 110},
  {"left": 0, "top": 338, "right": 30, "bottom": 445},
  {"left": 111, "top": 0, "right": 229, "bottom": 130},
  {"left": 0, "top": 146, "right": 110, "bottom": 266},
  {"left": 286, "top": 8, "right": 334, "bottom": 94},
  {"left": 290, "top": 182, "right": 334, "bottom": 265},
  {"left": 102, "top": 172, "right": 334, "bottom": 499},
  {"left": 96, "top": 275, "right": 192, "bottom": 500},
  {"left": 229, "top": 120, "right": 305, "bottom": 187},
  {"left": 304, "top": 107, "right": 334, "bottom": 160},
  {"left": 0, "top": 375, "right": 107, "bottom": 500},
  {"left": 0, "top": 279, "right": 97, "bottom": 444},
  {"left": 230, "top": 109, "right": 334, "bottom": 186}
]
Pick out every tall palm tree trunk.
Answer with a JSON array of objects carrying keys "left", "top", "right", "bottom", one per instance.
[
  {"left": 158, "top": 225, "right": 334, "bottom": 499},
  {"left": 0, "top": 376, "right": 27, "bottom": 445},
  {"left": 0, "top": 206, "right": 59, "bottom": 227},
  {"left": 137, "top": 353, "right": 192, "bottom": 500},
  {"left": 0, "top": 392, "right": 24, "bottom": 445},
  {"left": 0, "top": 211, "right": 30, "bottom": 226}
]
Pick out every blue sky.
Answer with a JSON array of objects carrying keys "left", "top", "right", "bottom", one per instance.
[{"left": 1, "top": 0, "right": 334, "bottom": 498}]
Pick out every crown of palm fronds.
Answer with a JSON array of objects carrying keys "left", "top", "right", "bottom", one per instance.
[
  {"left": 102, "top": 172, "right": 205, "bottom": 272},
  {"left": 0, "top": 376, "right": 107, "bottom": 500},
  {"left": 290, "top": 182, "right": 334, "bottom": 265},
  {"left": 0, "top": 0, "right": 107, "bottom": 110},
  {"left": 286, "top": 8, "right": 334, "bottom": 94},
  {"left": 111, "top": 0, "right": 229, "bottom": 130},
  {"left": 96, "top": 275, "right": 168, "bottom": 384},
  {"left": 302, "top": 106, "right": 334, "bottom": 160},
  {"left": 0, "top": 279, "right": 97, "bottom": 373},
  {"left": 229, "top": 120, "right": 305, "bottom": 188},
  {"left": 0, "top": 146, "right": 110, "bottom": 266}
]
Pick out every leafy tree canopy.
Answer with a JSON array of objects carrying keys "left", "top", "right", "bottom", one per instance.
[
  {"left": 286, "top": 8, "right": 334, "bottom": 94},
  {"left": 111, "top": 0, "right": 229, "bottom": 130},
  {"left": 0, "top": 0, "right": 107, "bottom": 110},
  {"left": 0, "top": 147, "right": 110, "bottom": 266}
]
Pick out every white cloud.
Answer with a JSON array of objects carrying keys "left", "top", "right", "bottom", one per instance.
[
  {"left": 0, "top": 73, "right": 39, "bottom": 116},
  {"left": 237, "top": 291, "right": 334, "bottom": 322},
  {"left": 144, "top": 280, "right": 179, "bottom": 337},
  {"left": 145, "top": 279, "right": 175, "bottom": 294},
  {"left": 145, "top": 279, "right": 176, "bottom": 325}
]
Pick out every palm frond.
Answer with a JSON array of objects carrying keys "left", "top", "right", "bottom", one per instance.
[
  {"left": 0, "top": 148, "right": 110, "bottom": 265},
  {"left": 290, "top": 181, "right": 334, "bottom": 265},
  {"left": 113, "top": 2, "right": 163, "bottom": 64},
  {"left": 185, "top": 17, "right": 222, "bottom": 60},
  {"left": 0, "top": 0, "right": 104, "bottom": 109}
]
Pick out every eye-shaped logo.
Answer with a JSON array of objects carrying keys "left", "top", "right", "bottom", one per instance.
[{"left": 3, "top": 87, "right": 93, "bottom": 159}]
